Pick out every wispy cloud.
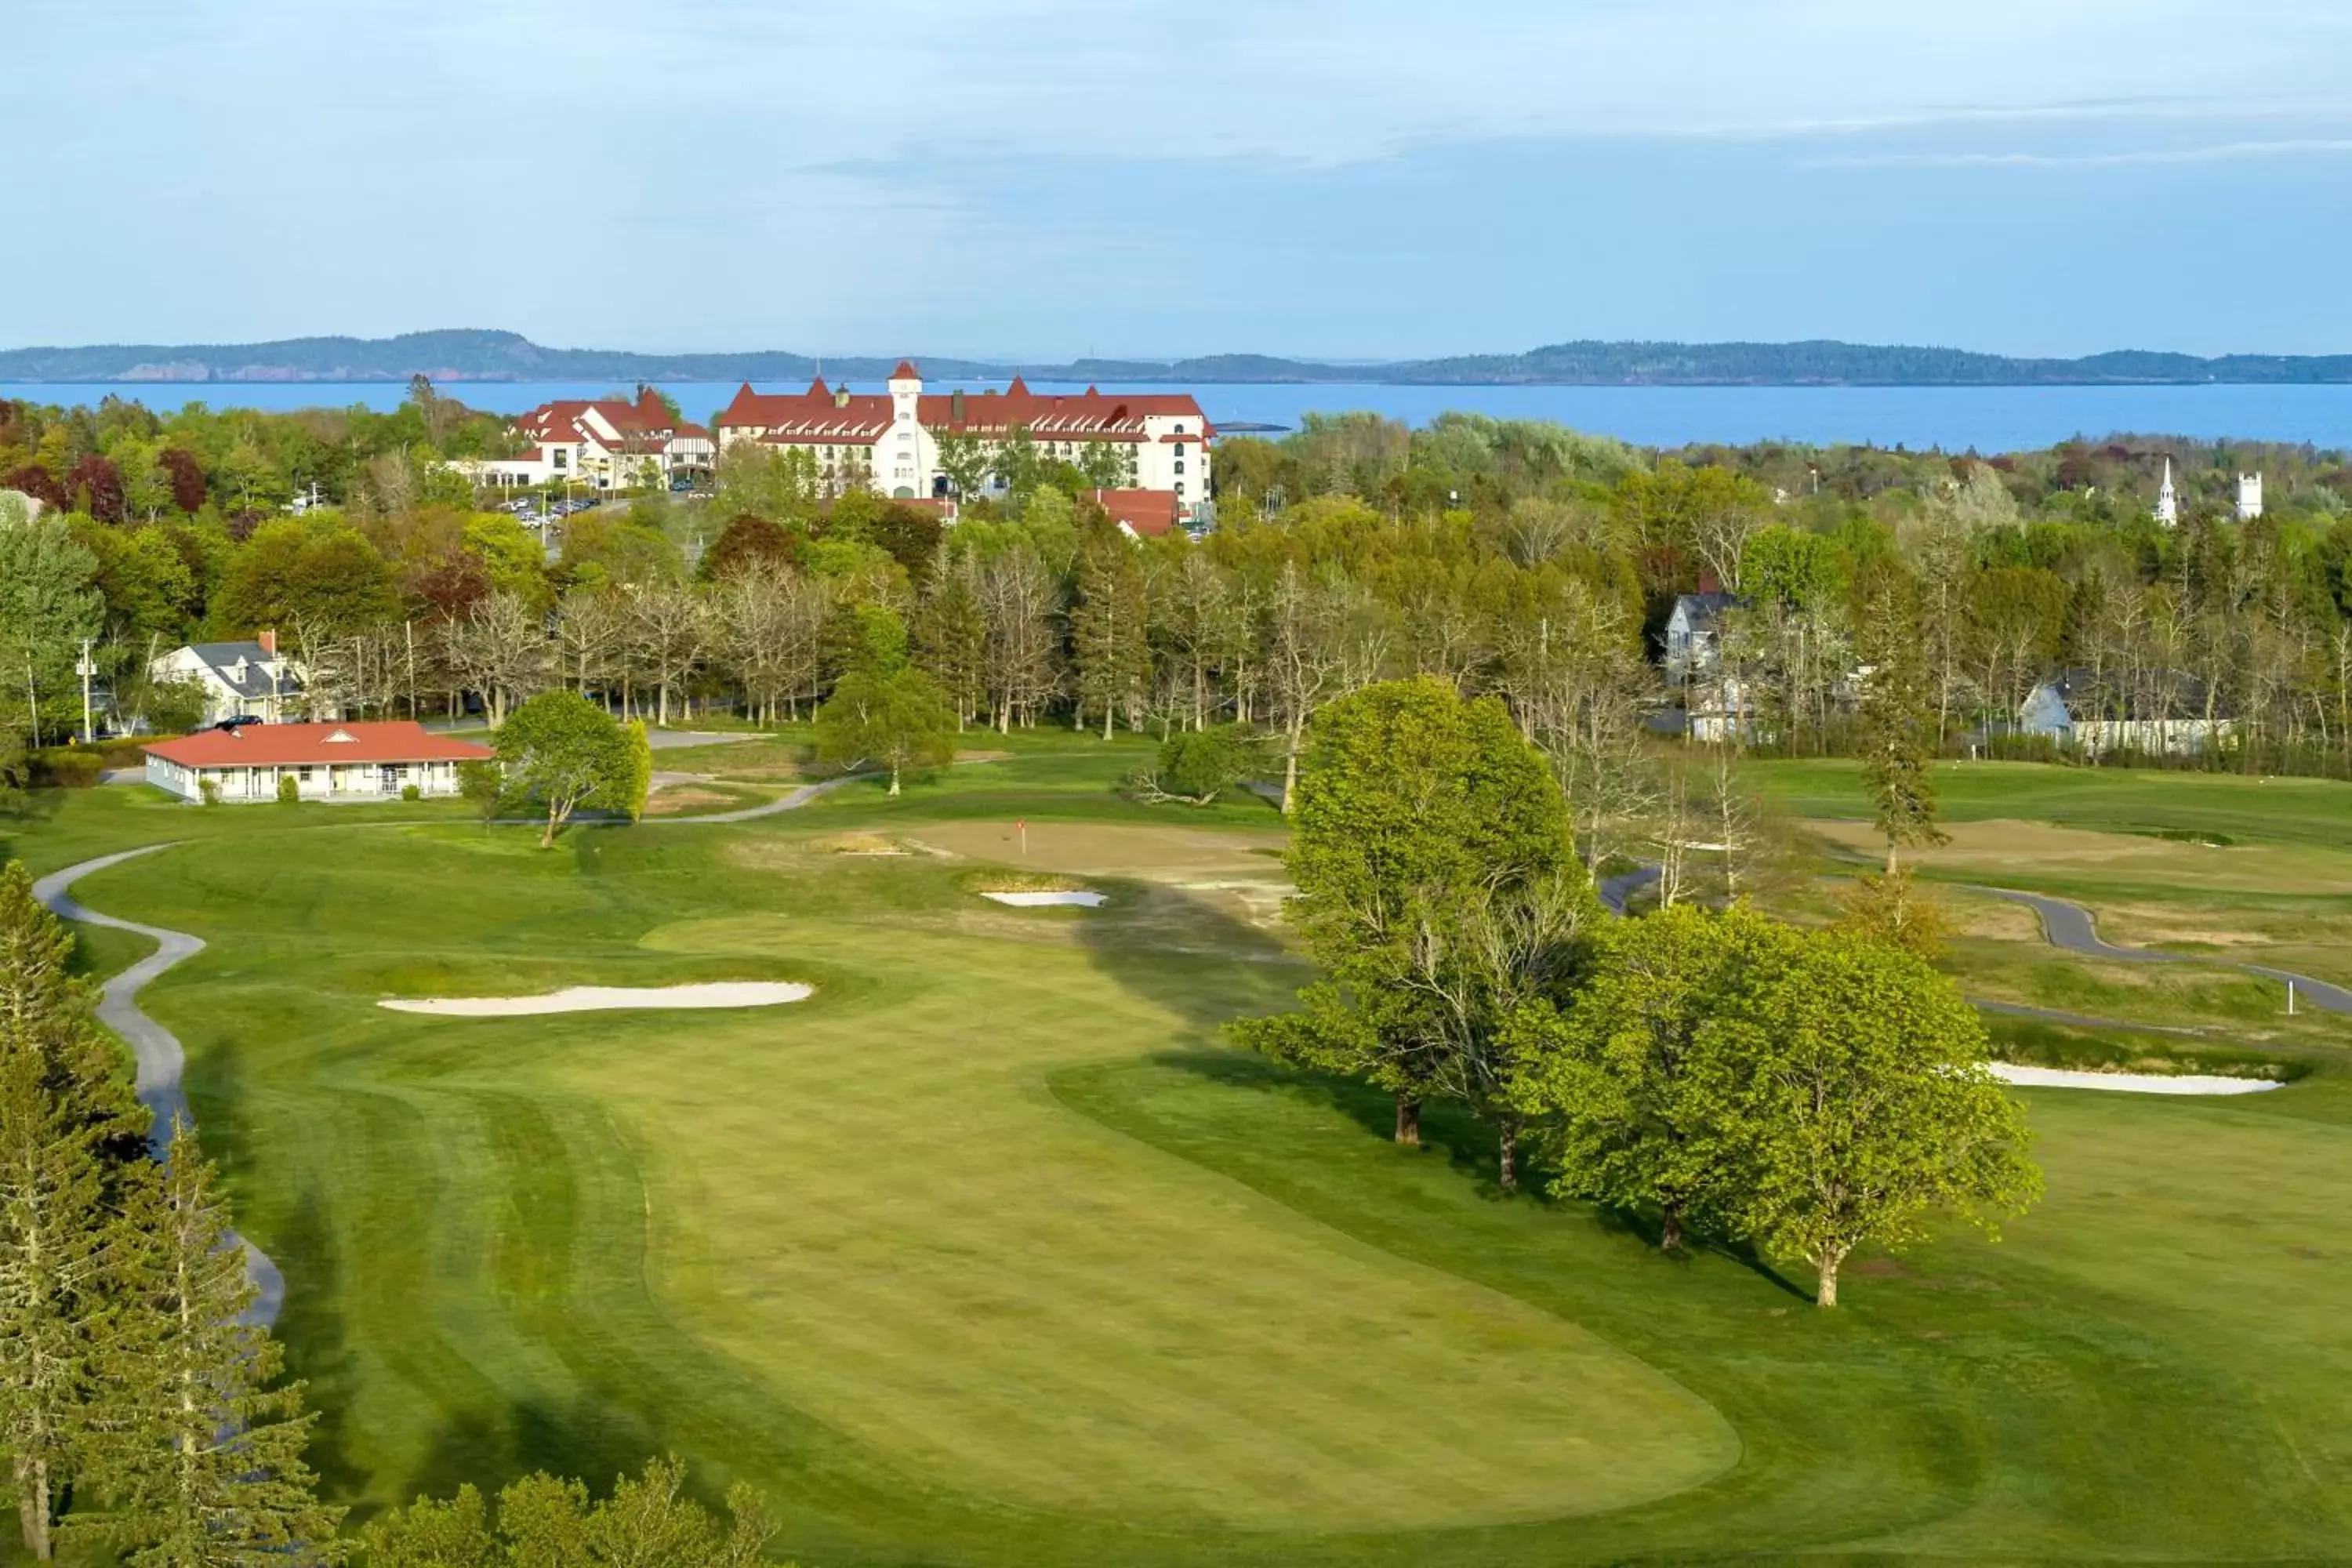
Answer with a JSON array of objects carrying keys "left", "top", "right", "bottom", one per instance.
[{"left": 1807, "top": 138, "right": 2352, "bottom": 169}]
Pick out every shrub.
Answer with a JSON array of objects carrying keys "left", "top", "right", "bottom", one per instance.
[
  {"left": 29, "top": 748, "right": 107, "bottom": 788},
  {"left": 198, "top": 779, "right": 220, "bottom": 807},
  {"left": 1134, "top": 724, "right": 1266, "bottom": 804},
  {"left": 276, "top": 774, "right": 299, "bottom": 805},
  {"left": 401, "top": 782, "right": 422, "bottom": 802}
]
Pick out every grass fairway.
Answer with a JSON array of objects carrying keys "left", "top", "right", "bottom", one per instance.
[{"left": 11, "top": 746, "right": 2352, "bottom": 1563}]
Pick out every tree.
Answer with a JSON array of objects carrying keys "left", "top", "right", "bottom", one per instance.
[
  {"left": 1513, "top": 904, "right": 1794, "bottom": 1250},
  {"left": 1855, "top": 570, "right": 1946, "bottom": 874},
  {"left": 1131, "top": 724, "right": 1263, "bottom": 805},
  {"left": 439, "top": 591, "right": 548, "bottom": 727},
  {"left": 697, "top": 514, "right": 804, "bottom": 583},
  {"left": 358, "top": 1458, "right": 773, "bottom": 1568},
  {"left": 0, "top": 1047, "right": 128, "bottom": 1560},
  {"left": 0, "top": 862, "right": 158, "bottom": 1560},
  {"left": 1072, "top": 532, "right": 1149, "bottom": 738},
  {"left": 1258, "top": 677, "right": 1593, "bottom": 1185},
  {"left": 111, "top": 1120, "right": 343, "bottom": 1567},
  {"left": 814, "top": 666, "right": 954, "bottom": 797},
  {"left": 1719, "top": 931, "right": 2041, "bottom": 1307},
  {"left": 494, "top": 691, "right": 637, "bottom": 848},
  {"left": 0, "top": 516, "right": 103, "bottom": 744}
]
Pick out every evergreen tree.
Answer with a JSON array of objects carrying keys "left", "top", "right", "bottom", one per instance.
[
  {"left": 1854, "top": 571, "right": 1947, "bottom": 873},
  {"left": 0, "top": 1046, "right": 136, "bottom": 1560},
  {"left": 913, "top": 562, "right": 989, "bottom": 731},
  {"left": 111, "top": 1120, "right": 342, "bottom": 1566},
  {"left": 1071, "top": 532, "right": 1149, "bottom": 739},
  {"left": 0, "top": 862, "right": 158, "bottom": 1559},
  {"left": 0, "top": 862, "right": 152, "bottom": 1172}
]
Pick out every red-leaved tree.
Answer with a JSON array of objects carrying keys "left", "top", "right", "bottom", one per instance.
[
  {"left": 159, "top": 448, "right": 207, "bottom": 514},
  {"left": 67, "top": 453, "right": 126, "bottom": 523}
]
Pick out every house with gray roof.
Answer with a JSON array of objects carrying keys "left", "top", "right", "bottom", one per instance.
[{"left": 150, "top": 635, "right": 307, "bottom": 725}]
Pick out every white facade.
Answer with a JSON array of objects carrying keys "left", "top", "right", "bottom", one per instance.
[
  {"left": 2154, "top": 459, "right": 2178, "bottom": 526},
  {"left": 717, "top": 365, "right": 1212, "bottom": 519},
  {"left": 2237, "top": 471, "right": 2263, "bottom": 521},
  {"left": 144, "top": 753, "right": 470, "bottom": 803},
  {"left": 459, "top": 390, "right": 714, "bottom": 491},
  {"left": 151, "top": 641, "right": 304, "bottom": 724}
]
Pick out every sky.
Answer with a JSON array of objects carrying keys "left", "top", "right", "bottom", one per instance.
[{"left": 5, "top": 0, "right": 2351, "bottom": 361}]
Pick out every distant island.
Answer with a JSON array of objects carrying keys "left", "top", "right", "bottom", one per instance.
[{"left": 4, "top": 328, "right": 2350, "bottom": 387}]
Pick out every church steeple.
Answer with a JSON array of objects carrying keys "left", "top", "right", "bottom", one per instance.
[{"left": 2154, "top": 457, "right": 2178, "bottom": 526}]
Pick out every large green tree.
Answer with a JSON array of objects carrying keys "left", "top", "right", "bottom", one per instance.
[
  {"left": 1513, "top": 903, "right": 1795, "bottom": 1251},
  {"left": 493, "top": 691, "right": 637, "bottom": 848},
  {"left": 815, "top": 666, "right": 954, "bottom": 797},
  {"left": 1250, "top": 677, "right": 1593, "bottom": 1186},
  {"left": 1719, "top": 931, "right": 2041, "bottom": 1307},
  {"left": 0, "top": 515, "right": 103, "bottom": 746}
]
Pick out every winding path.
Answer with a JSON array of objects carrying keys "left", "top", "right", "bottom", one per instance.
[
  {"left": 1970, "top": 886, "right": 2352, "bottom": 1015},
  {"left": 32, "top": 848, "right": 286, "bottom": 1327}
]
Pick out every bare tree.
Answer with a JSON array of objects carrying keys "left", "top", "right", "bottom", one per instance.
[
  {"left": 977, "top": 545, "right": 1062, "bottom": 732},
  {"left": 441, "top": 590, "right": 551, "bottom": 726},
  {"left": 626, "top": 583, "right": 710, "bottom": 726}
]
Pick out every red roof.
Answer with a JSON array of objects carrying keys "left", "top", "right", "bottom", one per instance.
[
  {"left": 716, "top": 380, "right": 1211, "bottom": 443},
  {"left": 891, "top": 361, "right": 921, "bottom": 380},
  {"left": 145, "top": 722, "right": 495, "bottom": 768},
  {"left": 1092, "top": 488, "right": 1181, "bottom": 539}
]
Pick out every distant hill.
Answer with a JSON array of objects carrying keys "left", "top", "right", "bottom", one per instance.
[{"left": 5, "top": 328, "right": 2350, "bottom": 387}]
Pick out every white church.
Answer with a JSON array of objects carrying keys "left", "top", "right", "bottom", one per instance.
[{"left": 2153, "top": 459, "right": 2262, "bottom": 526}]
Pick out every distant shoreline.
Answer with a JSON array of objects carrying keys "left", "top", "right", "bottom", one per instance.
[{"left": 5, "top": 329, "right": 2349, "bottom": 390}]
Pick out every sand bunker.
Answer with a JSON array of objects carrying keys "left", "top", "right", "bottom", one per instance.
[
  {"left": 379, "top": 982, "right": 812, "bottom": 1017},
  {"left": 982, "top": 891, "right": 1107, "bottom": 908},
  {"left": 1989, "top": 1062, "right": 2285, "bottom": 1097}
]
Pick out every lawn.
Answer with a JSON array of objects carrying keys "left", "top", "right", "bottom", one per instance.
[{"left": 8, "top": 748, "right": 2352, "bottom": 1563}]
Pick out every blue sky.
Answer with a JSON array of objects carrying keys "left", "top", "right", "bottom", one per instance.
[{"left": 6, "top": 1, "right": 2350, "bottom": 359}]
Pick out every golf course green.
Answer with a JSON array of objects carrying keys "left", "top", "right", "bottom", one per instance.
[{"left": 8, "top": 743, "right": 2351, "bottom": 1565}]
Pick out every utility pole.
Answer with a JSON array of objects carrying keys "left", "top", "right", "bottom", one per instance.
[{"left": 76, "top": 639, "right": 95, "bottom": 742}]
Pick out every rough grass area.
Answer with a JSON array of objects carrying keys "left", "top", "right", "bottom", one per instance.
[{"left": 6, "top": 748, "right": 2352, "bottom": 1563}]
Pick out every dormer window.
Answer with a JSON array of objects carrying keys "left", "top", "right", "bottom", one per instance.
[{"left": 325, "top": 729, "right": 358, "bottom": 744}]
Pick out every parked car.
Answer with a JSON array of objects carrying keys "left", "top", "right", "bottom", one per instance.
[{"left": 211, "top": 714, "right": 264, "bottom": 731}]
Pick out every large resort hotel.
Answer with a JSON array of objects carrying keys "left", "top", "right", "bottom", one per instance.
[{"left": 714, "top": 364, "right": 1213, "bottom": 521}]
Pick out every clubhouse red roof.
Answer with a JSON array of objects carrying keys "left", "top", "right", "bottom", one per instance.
[
  {"left": 717, "top": 373, "right": 1211, "bottom": 443},
  {"left": 145, "top": 722, "right": 495, "bottom": 768}
]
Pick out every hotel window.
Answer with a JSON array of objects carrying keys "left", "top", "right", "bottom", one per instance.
[
  {"left": 552, "top": 450, "right": 568, "bottom": 470},
  {"left": 1174, "top": 481, "right": 1186, "bottom": 496}
]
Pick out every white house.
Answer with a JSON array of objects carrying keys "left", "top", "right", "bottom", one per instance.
[
  {"left": 141, "top": 721, "right": 494, "bottom": 802},
  {"left": 713, "top": 363, "right": 1214, "bottom": 522},
  {"left": 2237, "top": 472, "right": 2263, "bottom": 521},
  {"left": 1664, "top": 592, "right": 1743, "bottom": 686},
  {"left": 458, "top": 388, "right": 714, "bottom": 492},
  {"left": 2016, "top": 672, "right": 2236, "bottom": 757},
  {"left": 151, "top": 637, "right": 306, "bottom": 725}
]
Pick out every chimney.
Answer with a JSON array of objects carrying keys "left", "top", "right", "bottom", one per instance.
[
  {"left": 259, "top": 628, "right": 278, "bottom": 657},
  {"left": 952, "top": 389, "right": 966, "bottom": 423},
  {"left": 833, "top": 384, "right": 850, "bottom": 409},
  {"left": 1696, "top": 572, "right": 1719, "bottom": 596}
]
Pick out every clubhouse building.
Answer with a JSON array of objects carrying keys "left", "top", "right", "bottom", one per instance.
[
  {"left": 142, "top": 722, "right": 494, "bottom": 803},
  {"left": 715, "top": 363, "right": 1212, "bottom": 523}
]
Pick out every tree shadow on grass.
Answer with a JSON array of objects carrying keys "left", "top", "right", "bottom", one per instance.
[
  {"left": 271, "top": 1185, "right": 367, "bottom": 1501},
  {"left": 1065, "top": 881, "right": 1306, "bottom": 1040},
  {"left": 1141, "top": 1047, "right": 1813, "bottom": 1300}
]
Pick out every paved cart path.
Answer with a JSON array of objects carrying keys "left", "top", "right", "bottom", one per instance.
[
  {"left": 33, "top": 847, "right": 286, "bottom": 1327},
  {"left": 1970, "top": 886, "right": 2352, "bottom": 1015}
]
